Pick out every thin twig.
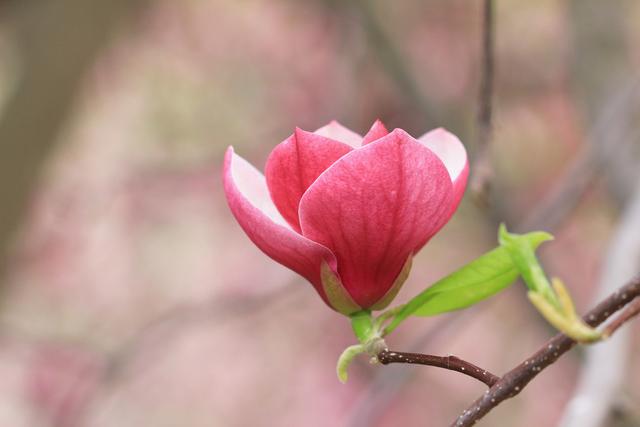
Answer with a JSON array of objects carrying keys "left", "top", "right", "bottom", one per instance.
[
  {"left": 470, "top": 0, "right": 495, "bottom": 204},
  {"left": 451, "top": 275, "right": 640, "bottom": 427},
  {"left": 603, "top": 297, "right": 640, "bottom": 338},
  {"left": 378, "top": 350, "right": 499, "bottom": 388}
]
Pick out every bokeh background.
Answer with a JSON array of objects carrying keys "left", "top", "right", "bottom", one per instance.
[{"left": 0, "top": 0, "right": 639, "bottom": 426}]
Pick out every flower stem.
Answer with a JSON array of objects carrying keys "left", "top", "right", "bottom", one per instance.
[{"left": 350, "top": 310, "right": 375, "bottom": 343}]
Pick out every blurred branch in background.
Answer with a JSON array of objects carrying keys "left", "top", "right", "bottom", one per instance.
[
  {"left": 558, "top": 180, "right": 640, "bottom": 427},
  {"left": 0, "top": 0, "right": 150, "bottom": 281},
  {"left": 539, "top": 3, "right": 639, "bottom": 426},
  {"left": 520, "top": 0, "right": 639, "bottom": 233},
  {"left": 518, "top": 78, "right": 640, "bottom": 233},
  {"left": 469, "top": 0, "right": 494, "bottom": 206}
]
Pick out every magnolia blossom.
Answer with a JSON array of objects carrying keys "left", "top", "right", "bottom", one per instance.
[{"left": 223, "top": 121, "right": 468, "bottom": 315}]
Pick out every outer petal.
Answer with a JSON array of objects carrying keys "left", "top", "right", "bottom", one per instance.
[
  {"left": 265, "top": 129, "right": 352, "bottom": 232},
  {"left": 419, "top": 128, "right": 469, "bottom": 222},
  {"left": 223, "top": 147, "right": 347, "bottom": 309},
  {"left": 313, "top": 120, "right": 363, "bottom": 147},
  {"left": 361, "top": 119, "right": 390, "bottom": 145},
  {"left": 298, "top": 130, "right": 454, "bottom": 308}
]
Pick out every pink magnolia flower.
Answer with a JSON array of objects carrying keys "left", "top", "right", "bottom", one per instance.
[{"left": 223, "top": 121, "right": 468, "bottom": 315}]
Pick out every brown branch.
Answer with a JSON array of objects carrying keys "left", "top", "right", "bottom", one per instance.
[
  {"left": 378, "top": 350, "right": 499, "bottom": 388},
  {"left": 603, "top": 296, "right": 640, "bottom": 338},
  {"left": 470, "top": 0, "right": 495, "bottom": 205},
  {"left": 451, "top": 275, "right": 640, "bottom": 427}
]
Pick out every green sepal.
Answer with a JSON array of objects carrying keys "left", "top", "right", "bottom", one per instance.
[
  {"left": 370, "top": 256, "right": 412, "bottom": 311},
  {"left": 321, "top": 262, "right": 361, "bottom": 315}
]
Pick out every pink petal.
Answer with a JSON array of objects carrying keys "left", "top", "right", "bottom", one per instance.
[
  {"left": 361, "top": 119, "right": 390, "bottom": 145},
  {"left": 298, "top": 130, "right": 454, "bottom": 308},
  {"left": 313, "top": 121, "right": 363, "bottom": 147},
  {"left": 265, "top": 129, "right": 352, "bottom": 232},
  {"left": 223, "top": 147, "right": 340, "bottom": 306},
  {"left": 419, "top": 128, "right": 469, "bottom": 221}
]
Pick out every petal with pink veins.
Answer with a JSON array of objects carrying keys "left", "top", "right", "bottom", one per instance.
[
  {"left": 419, "top": 128, "right": 469, "bottom": 223},
  {"left": 313, "top": 121, "right": 363, "bottom": 147},
  {"left": 265, "top": 129, "right": 353, "bottom": 231},
  {"left": 223, "top": 147, "right": 343, "bottom": 307},
  {"left": 361, "top": 119, "right": 390, "bottom": 145},
  {"left": 299, "top": 130, "right": 454, "bottom": 308}
]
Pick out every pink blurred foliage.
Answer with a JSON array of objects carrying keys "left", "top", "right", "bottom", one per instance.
[
  {"left": 405, "top": 1, "right": 477, "bottom": 101},
  {"left": 136, "top": 0, "right": 355, "bottom": 133},
  {"left": 25, "top": 345, "right": 102, "bottom": 427}
]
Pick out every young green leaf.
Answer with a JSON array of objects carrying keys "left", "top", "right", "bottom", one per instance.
[
  {"left": 498, "top": 224, "right": 556, "bottom": 304},
  {"left": 383, "top": 230, "right": 552, "bottom": 335},
  {"left": 498, "top": 225, "right": 601, "bottom": 342}
]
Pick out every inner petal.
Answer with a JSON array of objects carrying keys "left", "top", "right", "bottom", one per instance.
[
  {"left": 265, "top": 128, "right": 353, "bottom": 232},
  {"left": 418, "top": 128, "right": 469, "bottom": 229},
  {"left": 313, "top": 121, "right": 363, "bottom": 147},
  {"left": 418, "top": 128, "right": 467, "bottom": 182},
  {"left": 361, "top": 119, "right": 390, "bottom": 145}
]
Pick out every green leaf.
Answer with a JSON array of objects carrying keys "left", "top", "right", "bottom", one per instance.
[
  {"left": 383, "top": 229, "right": 552, "bottom": 335},
  {"left": 498, "top": 226, "right": 601, "bottom": 342},
  {"left": 411, "top": 248, "right": 518, "bottom": 316}
]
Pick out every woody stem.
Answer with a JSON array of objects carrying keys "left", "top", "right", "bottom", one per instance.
[{"left": 377, "top": 350, "right": 499, "bottom": 387}]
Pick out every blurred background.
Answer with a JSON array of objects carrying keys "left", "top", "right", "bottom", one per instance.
[{"left": 0, "top": 0, "right": 639, "bottom": 426}]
